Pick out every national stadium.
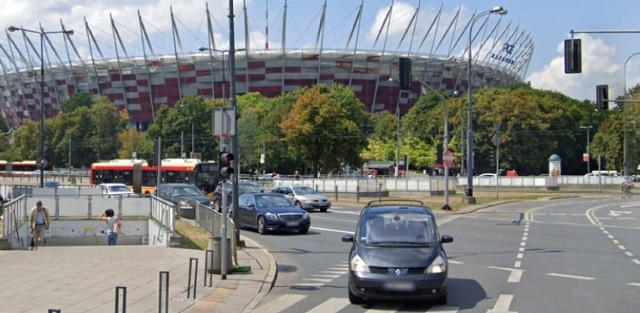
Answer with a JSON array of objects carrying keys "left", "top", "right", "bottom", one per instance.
[{"left": 0, "top": 1, "right": 533, "bottom": 130}]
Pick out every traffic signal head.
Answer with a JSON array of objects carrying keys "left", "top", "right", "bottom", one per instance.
[
  {"left": 219, "top": 152, "right": 235, "bottom": 180},
  {"left": 596, "top": 84, "right": 609, "bottom": 110},
  {"left": 564, "top": 39, "right": 582, "bottom": 74},
  {"left": 399, "top": 57, "right": 412, "bottom": 90}
]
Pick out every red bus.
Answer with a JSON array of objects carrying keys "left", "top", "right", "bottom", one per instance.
[
  {"left": 0, "top": 160, "right": 39, "bottom": 176},
  {"left": 90, "top": 158, "right": 219, "bottom": 196}
]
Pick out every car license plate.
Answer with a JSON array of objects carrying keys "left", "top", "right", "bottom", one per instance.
[
  {"left": 286, "top": 221, "right": 299, "bottom": 227},
  {"left": 384, "top": 281, "right": 415, "bottom": 291}
]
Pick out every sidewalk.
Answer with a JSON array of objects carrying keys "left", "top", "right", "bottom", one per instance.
[{"left": 0, "top": 236, "right": 276, "bottom": 313}]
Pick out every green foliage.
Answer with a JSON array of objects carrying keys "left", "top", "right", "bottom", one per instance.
[
  {"left": 279, "top": 84, "right": 368, "bottom": 175},
  {"left": 146, "top": 95, "right": 218, "bottom": 160},
  {"left": 61, "top": 92, "right": 93, "bottom": 113}
]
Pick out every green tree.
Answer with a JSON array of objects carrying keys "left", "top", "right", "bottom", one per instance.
[
  {"left": 147, "top": 95, "right": 218, "bottom": 160},
  {"left": 280, "top": 84, "right": 368, "bottom": 175},
  {"left": 61, "top": 92, "right": 93, "bottom": 113}
]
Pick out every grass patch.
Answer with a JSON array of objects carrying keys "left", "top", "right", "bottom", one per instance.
[{"left": 174, "top": 219, "right": 210, "bottom": 250}]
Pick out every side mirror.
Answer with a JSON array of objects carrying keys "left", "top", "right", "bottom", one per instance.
[
  {"left": 341, "top": 234, "right": 354, "bottom": 242},
  {"left": 441, "top": 235, "right": 454, "bottom": 244}
]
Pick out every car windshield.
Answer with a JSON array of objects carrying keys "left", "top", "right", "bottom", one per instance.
[
  {"left": 255, "top": 194, "right": 293, "bottom": 208},
  {"left": 293, "top": 186, "right": 316, "bottom": 195},
  {"left": 359, "top": 212, "right": 436, "bottom": 245},
  {"left": 110, "top": 185, "right": 131, "bottom": 192},
  {"left": 239, "top": 184, "right": 263, "bottom": 194},
  {"left": 173, "top": 186, "right": 204, "bottom": 196}
]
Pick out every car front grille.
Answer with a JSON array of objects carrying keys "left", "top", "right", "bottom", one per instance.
[
  {"left": 369, "top": 267, "right": 427, "bottom": 275},
  {"left": 278, "top": 213, "right": 305, "bottom": 222}
]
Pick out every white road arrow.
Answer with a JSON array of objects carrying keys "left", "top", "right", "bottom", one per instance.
[{"left": 609, "top": 210, "right": 632, "bottom": 217}]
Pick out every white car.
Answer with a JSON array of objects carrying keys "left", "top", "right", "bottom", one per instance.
[
  {"left": 271, "top": 185, "right": 331, "bottom": 212},
  {"left": 478, "top": 173, "right": 497, "bottom": 178},
  {"left": 98, "top": 183, "right": 137, "bottom": 197}
]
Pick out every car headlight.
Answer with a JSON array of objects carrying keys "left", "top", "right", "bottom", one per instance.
[
  {"left": 179, "top": 200, "right": 191, "bottom": 207},
  {"left": 350, "top": 254, "right": 369, "bottom": 273},
  {"left": 303, "top": 212, "right": 310, "bottom": 220},
  {"left": 265, "top": 212, "right": 278, "bottom": 221},
  {"left": 426, "top": 255, "right": 447, "bottom": 274}
]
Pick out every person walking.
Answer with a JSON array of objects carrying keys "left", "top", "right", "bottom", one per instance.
[
  {"left": 29, "top": 201, "right": 50, "bottom": 250},
  {"left": 99, "top": 209, "right": 121, "bottom": 246}
]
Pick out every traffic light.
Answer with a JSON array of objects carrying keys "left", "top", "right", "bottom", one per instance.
[
  {"left": 219, "top": 151, "right": 235, "bottom": 180},
  {"left": 399, "top": 57, "right": 412, "bottom": 90},
  {"left": 564, "top": 39, "right": 582, "bottom": 74},
  {"left": 596, "top": 84, "right": 609, "bottom": 110}
]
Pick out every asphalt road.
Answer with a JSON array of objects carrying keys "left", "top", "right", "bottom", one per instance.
[{"left": 241, "top": 196, "right": 640, "bottom": 312}]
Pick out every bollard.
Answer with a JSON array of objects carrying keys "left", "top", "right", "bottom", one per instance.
[
  {"left": 356, "top": 185, "right": 359, "bottom": 203},
  {"left": 334, "top": 184, "right": 338, "bottom": 201},
  {"left": 115, "top": 286, "right": 127, "bottom": 313},
  {"left": 158, "top": 271, "right": 169, "bottom": 313},
  {"left": 187, "top": 257, "right": 198, "bottom": 299},
  {"left": 204, "top": 250, "right": 214, "bottom": 287}
]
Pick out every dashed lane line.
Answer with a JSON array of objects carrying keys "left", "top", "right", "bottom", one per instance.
[{"left": 547, "top": 273, "right": 594, "bottom": 280}]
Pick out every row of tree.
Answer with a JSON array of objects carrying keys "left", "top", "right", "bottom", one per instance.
[{"left": 0, "top": 82, "right": 637, "bottom": 176}]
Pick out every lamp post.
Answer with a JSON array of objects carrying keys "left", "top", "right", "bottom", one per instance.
[
  {"left": 416, "top": 78, "right": 458, "bottom": 210},
  {"left": 580, "top": 125, "right": 593, "bottom": 174},
  {"left": 465, "top": 6, "right": 507, "bottom": 202},
  {"left": 8, "top": 26, "right": 73, "bottom": 188},
  {"left": 623, "top": 52, "right": 640, "bottom": 177}
]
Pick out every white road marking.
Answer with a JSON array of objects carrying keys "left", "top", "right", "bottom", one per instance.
[
  {"left": 256, "top": 294, "right": 306, "bottom": 312},
  {"left": 309, "top": 226, "right": 353, "bottom": 234},
  {"left": 311, "top": 274, "right": 342, "bottom": 279},
  {"left": 307, "top": 298, "right": 349, "bottom": 313},
  {"left": 516, "top": 253, "right": 523, "bottom": 259},
  {"left": 488, "top": 266, "right": 524, "bottom": 283},
  {"left": 625, "top": 252, "right": 634, "bottom": 257},
  {"left": 514, "top": 261, "right": 521, "bottom": 268},
  {"left": 487, "top": 294, "right": 517, "bottom": 313},
  {"left": 618, "top": 245, "right": 626, "bottom": 250},
  {"left": 547, "top": 273, "right": 594, "bottom": 280},
  {"left": 449, "top": 260, "right": 464, "bottom": 265},
  {"left": 628, "top": 283, "right": 640, "bottom": 287},
  {"left": 633, "top": 259, "right": 640, "bottom": 265}
]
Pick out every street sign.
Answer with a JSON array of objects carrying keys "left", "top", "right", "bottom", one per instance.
[{"left": 443, "top": 149, "right": 454, "bottom": 167}]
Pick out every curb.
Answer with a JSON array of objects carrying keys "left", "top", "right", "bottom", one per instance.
[{"left": 241, "top": 236, "right": 278, "bottom": 313}]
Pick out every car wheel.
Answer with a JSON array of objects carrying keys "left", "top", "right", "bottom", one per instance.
[
  {"left": 320, "top": 208, "right": 328, "bottom": 212},
  {"left": 348, "top": 287, "right": 364, "bottom": 304},
  {"left": 299, "top": 227, "right": 309, "bottom": 234},
  {"left": 294, "top": 201, "right": 303, "bottom": 210},
  {"left": 257, "top": 217, "right": 267, "bottom": 235}
]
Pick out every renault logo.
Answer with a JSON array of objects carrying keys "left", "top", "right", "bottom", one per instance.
[{"left": 394, "top": 268, "right": 402, "bottom": 276}]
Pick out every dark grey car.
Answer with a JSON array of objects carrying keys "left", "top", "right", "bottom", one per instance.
[
  {"left": 156, "top": 183, "right": 213, "bottom": 218},
  {"left": 341, "top": 200, "right": 453, "bottom": 304}
]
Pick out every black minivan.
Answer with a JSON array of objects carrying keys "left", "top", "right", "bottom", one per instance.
[{"left": 341, "top": 200, "right": 453, "bottom": 304}]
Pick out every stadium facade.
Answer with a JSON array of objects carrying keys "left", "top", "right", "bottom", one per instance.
[{"left": 0, "top": 1, "right": 533, "bottom": 130}]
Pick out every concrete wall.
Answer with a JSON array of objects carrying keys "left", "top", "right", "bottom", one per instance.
[{"left": 10, "top": 220, "right": 148, "bottom": 249}]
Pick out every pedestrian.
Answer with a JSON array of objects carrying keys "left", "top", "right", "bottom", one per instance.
[
  {"left": 99, "top": 209, "right": 121, "bottom": 246},
  {"left": 29, "top": 200, "right": 50, "bottom": 250}
]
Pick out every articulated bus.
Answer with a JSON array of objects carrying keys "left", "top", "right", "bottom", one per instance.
[
  {"left": 90, "top": 158, "right": 219, "bottom": 196},
  {"left": 0, "top": 160, "right": 39, "bottom": 176}
]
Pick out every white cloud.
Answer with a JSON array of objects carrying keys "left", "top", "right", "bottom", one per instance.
[{"left": 527, "top": 34, "right": 622, "bottom": 102}]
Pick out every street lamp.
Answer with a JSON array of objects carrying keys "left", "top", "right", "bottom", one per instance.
[
  {"left": 623, "top": 52, "right": 640, "bottom": 177},
  {"left": 8, "top": 26, "right": 73, "bottom": 188},
  {"left": 465, "top": 6, "right": 507, "bottom": 202}
]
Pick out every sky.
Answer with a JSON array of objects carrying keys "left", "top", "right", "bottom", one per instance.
[{"left": 1, "top": 0, "right": 640, "bottom": 103}]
